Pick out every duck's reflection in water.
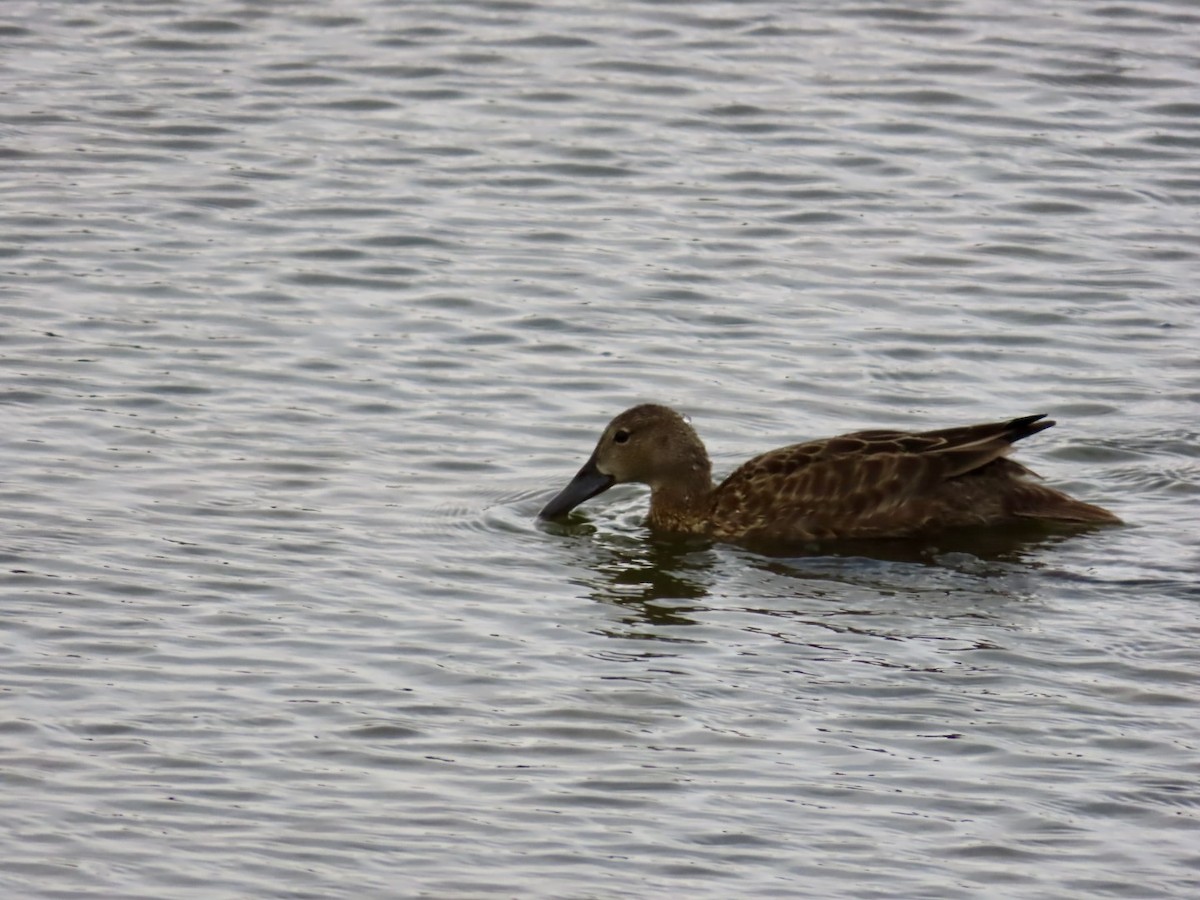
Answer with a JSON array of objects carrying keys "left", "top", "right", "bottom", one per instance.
[
  {"left": 545, "top": 509, "right": 1082, "bottom": 641},
  {"left": 571, "top": 531, "right": 716, "bottom": 631}
]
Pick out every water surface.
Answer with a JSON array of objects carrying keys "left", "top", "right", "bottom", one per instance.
[{"left": 2, "top": 1, "right": 1198, "bottom": 897}]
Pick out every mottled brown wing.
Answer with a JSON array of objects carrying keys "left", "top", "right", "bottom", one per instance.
[
  {"left": 711, "top": 416, "right": 1054, "bottom": 538},
  {"left": 829, "top": 413, "right": 1054, "bottom": 459},
  {"left": 712, "top": 448, "right": 944, "bottom": 537}
]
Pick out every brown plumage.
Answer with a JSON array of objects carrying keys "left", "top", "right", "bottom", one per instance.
[{"left": 539, "top": 404, "right": 1121, "bottom": 545}]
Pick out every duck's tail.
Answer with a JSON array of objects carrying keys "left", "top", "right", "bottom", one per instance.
[{"left": 1008, "top": 480, "right": 1123, "bottom": 525}]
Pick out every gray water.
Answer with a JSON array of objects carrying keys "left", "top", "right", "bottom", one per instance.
[{"left": 2, "top": 1, "right": 1199, "bottom": 897}]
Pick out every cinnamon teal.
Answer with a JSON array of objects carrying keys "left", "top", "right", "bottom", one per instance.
[{"left": 538, "top": 404, "right": 1121, "bottom": 544}]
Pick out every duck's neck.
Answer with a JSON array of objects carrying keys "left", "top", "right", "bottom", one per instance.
[{"left": 646, "top": 466, "right": 714, "bottom": 535}]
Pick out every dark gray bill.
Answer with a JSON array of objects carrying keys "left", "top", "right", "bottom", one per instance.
[{"left": 538, "top": 453, "right": 615, "bottom": 519}]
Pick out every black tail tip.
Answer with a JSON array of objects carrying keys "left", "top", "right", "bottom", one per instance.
[{"left": 1008, "top": 413, "right": 1055, "bottom": 439}]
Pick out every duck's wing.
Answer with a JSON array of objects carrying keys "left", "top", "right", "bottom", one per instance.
[
  {"left": 711, "top": 415, "right": 1058, "bottom": 537},
  {"left": 819, "top": 413, "right": 1054, "bottom": 466}
]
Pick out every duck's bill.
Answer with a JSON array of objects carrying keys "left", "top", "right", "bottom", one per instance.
[{"left": 538, "top": 454, "right": 615, "bottom": 519}]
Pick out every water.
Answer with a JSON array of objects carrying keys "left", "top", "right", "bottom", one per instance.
[{"left": 2, "top": 1, "right": 1199, "bottom": 897}]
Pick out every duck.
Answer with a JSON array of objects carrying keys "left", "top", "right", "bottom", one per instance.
[{"left": 538, "top": 404, "right": 1121, "bottom": 545}]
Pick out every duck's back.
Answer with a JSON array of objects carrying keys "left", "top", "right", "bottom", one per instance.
[{"left": 707, "top": 416, "right": 1119, "bottom": 542}]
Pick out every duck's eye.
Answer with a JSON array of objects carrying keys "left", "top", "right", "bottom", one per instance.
[{"left": 613, "top": 429, "right": 630, "bottom": 444}]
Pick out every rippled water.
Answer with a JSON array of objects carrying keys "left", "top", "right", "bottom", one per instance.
[{"left": 3, "top": 1, "right": 1199, "bottom": 897}]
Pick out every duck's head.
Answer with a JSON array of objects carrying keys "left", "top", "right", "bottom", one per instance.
[{"left": 538, "top": 404, "right": 712, "bottom": 520}]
